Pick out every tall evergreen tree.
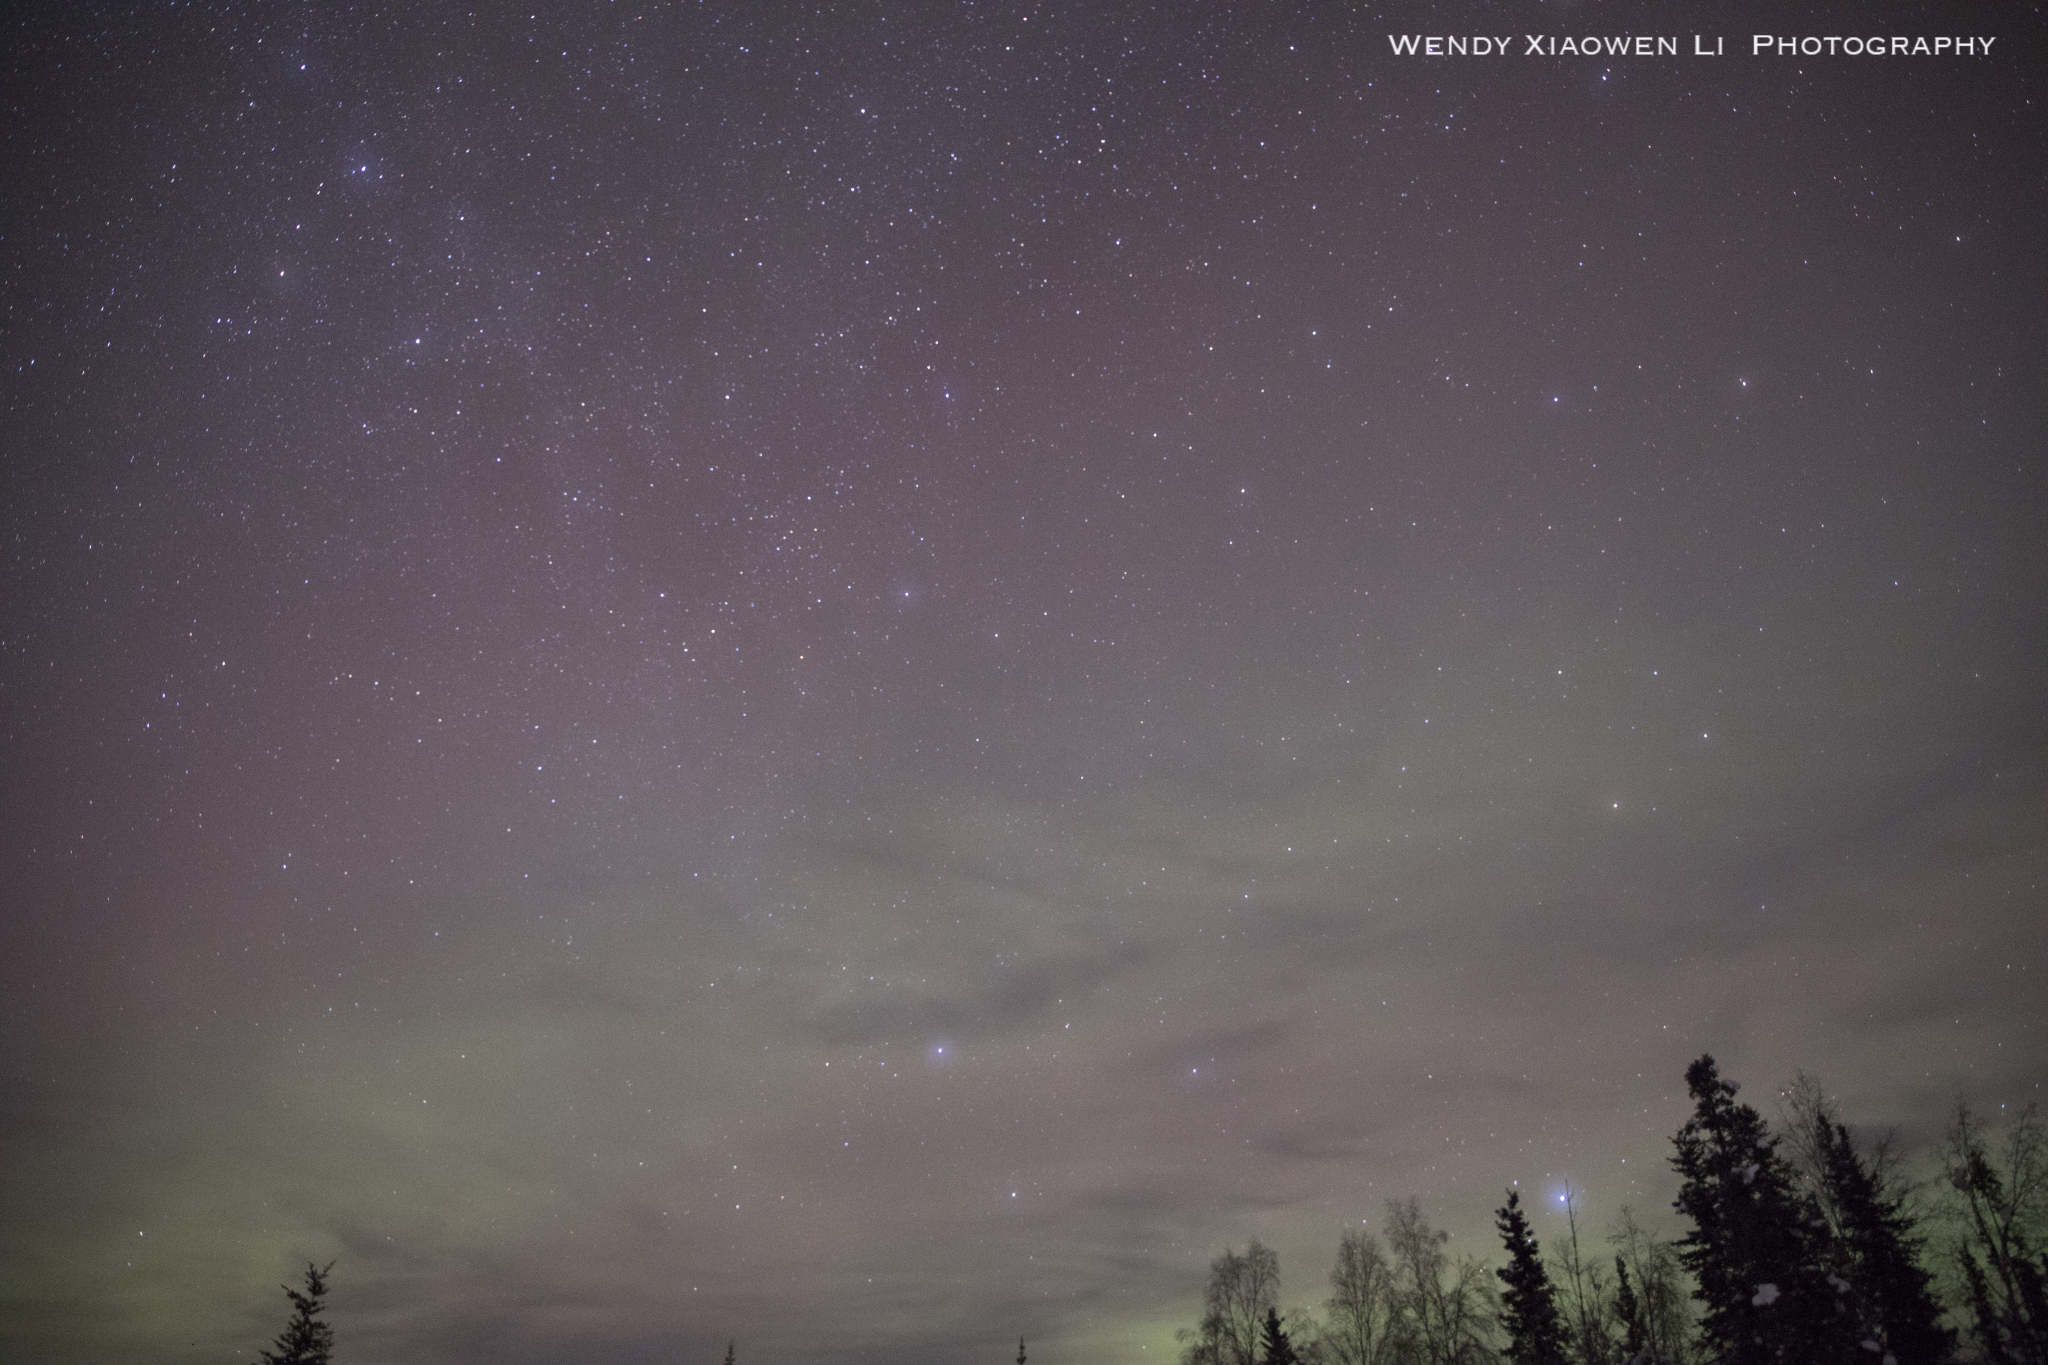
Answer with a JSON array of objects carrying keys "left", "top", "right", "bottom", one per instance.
[
  {"left": 1495, "top": 1190, "right": 1571, "bottom": 1365},
  {"left": 1816, "top": 1116, "right": 1952, "bottom": 1364},
  {"left": 1669, "top": 1056, "right": 1847, "bottom": 1364},
  {"left": 1779, "top": 1075, "right": 1951, "bottom": 1364},
  {"left": 1261, "top": 1306, "right": 1301, "bottom": 1365},
  {"left": 259, "top": 1262, "right": 335, "bottom": 1365}
]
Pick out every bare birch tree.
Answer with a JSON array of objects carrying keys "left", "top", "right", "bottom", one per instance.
[
  {"left": 1608, "top": 1205, "right": 1696, "bottom": 1365},
  {"left": 1552, "top": 1186, "right": 1616, "bottom": 1365},
  {"left": 1945, "top": 1101, "right": 2048, "bottom": 1365},
  {"left": 1180, "top": 1241, "right": 1282, "bottom": 1365},
  {"left": 1322, "top": 1227, "right": 1413, "bottom": 1365},
  {"left": 1385, "top": 1197, "right": 1498, "bottom": 1365}
]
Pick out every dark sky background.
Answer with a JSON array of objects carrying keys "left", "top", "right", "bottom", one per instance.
[{"left": 3, "top": 3, "right": 2042, "bottom": 1363}]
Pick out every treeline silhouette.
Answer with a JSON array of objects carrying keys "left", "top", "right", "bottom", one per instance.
[
  {"left": 243, "top": 1055, "right": 2041, "bottom": 1365},
  {"left": 1180, "top": 1056, "right": 2044, "bottom": 1365},
  {"left": 257, "top": 1261, "right": 334, "bottom": 1365}
]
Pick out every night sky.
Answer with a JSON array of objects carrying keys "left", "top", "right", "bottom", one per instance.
[{"left": 3, "top": 4, "right": 2042, "bottom": 1363}]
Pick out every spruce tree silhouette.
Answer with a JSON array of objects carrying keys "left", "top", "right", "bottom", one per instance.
[
  {"left": 259, "top": 1262, "right": 335, "bottom": 1365},
  {"left": 1493, "top": 1191, "right": 1570, "bottom": 1365},
  {"left": 1815, "top": 1115, "right": 1953, "bottom": 1364},
  {"left": 1258, "top": 1306, "right": 1299, "bottom": 1365},
  {"left": 1672, "top": 1055, "right": 1847, "bottom": 1365}
]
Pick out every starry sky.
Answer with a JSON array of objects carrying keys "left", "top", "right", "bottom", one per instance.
[{"left": 3, "top": 4, "right": 2042, "bottom": 1363}]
